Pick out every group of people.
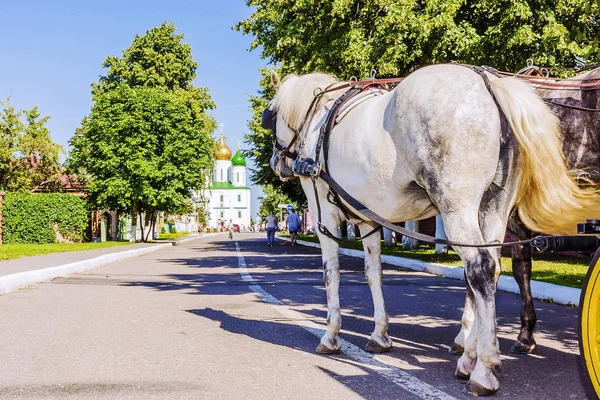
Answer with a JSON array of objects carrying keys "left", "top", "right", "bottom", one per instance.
[
  {"left": 223, "top": 208, "right": 302, "bottom": 247},
  {"left": 264, "top": 208, "right": 301, "bottom": 247}
]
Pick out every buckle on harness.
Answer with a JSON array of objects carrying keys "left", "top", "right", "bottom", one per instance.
[{"left": 292, "top": 157, "right": 321, "bottom": 179}]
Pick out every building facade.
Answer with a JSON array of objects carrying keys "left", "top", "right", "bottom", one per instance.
[{"left": 200, "top": 136, "right": 251, "bottom": 229}]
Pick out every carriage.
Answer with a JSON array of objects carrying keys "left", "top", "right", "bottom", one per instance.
[
  {"left": 264, "top": 62, "right": 600, "bottom": 396},
  {"left": 526, "top": 220, "right": 600, "bottom": 397},
  {"left": 581, "top": 241, "right": 600, "bottom": 398}
]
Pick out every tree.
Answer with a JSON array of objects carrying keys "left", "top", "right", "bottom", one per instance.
[
  {"left": 259, "top": 184, "right": 294, "bottom": 219},
  {"left": 69, "top": 23, "right": 216, "bottom": 242},
  {"left": 236, "top": 0, "right": 600, "bottom": 200},
  {"left": 0, "top": 98, "right": 63, "bottom": 191},
  {"left": 238, "top": 0, "right": 600, "bottom": 78}
]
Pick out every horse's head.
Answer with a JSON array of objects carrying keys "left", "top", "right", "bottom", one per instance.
[
  {"left": 262, "top": 71, "right": 337, "bottom": 182},
  {"left": 262, "top": 71, "right": 298, "bottom": 181}
]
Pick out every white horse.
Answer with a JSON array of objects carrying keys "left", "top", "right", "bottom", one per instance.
[{"left": 266, "top": 64, "right": 600, "bottom": 396}]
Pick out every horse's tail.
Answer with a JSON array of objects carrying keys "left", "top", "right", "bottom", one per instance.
[{"left": 489, "top": 76, "right": 600, "bottom": 234}]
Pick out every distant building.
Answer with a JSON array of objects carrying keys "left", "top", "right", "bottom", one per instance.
[{"left": 199, "top": 136, "right": 251, "bottom": 229}]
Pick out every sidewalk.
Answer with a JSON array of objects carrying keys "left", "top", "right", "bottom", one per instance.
[{"left": 0, "top": 233, "right": 222, "bottom": 295}]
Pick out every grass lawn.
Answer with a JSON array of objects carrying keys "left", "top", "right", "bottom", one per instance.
[
  {"left": 156, "top": 231, "right": 191, "bottom": 240},
  {"left": 283, "top": 234, "right": 590, "bottom": 289},
  {"left": 0, "top": 242, "right": 133, "bottom": 261}
]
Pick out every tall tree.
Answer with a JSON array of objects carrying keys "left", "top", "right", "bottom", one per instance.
[
  {"left": 237, "top": 0, "right": 600, "bottom": 200},
  {"left": 0, "top": 99, "right": 63, "bottom": 191},
  {"left": 69, "top": 23, "right": 216, "bottom": 241}
]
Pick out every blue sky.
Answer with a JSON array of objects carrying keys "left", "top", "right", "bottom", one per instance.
[{"left": 0, "top": 0, "right": 267, "bottom": 215}]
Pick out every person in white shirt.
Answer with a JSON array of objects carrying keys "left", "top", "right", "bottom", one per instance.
[{"left": 227, "top": 219, "right": 234, "bottom": 240}]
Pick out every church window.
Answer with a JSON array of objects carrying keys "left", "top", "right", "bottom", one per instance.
[
  {"left": 220, "top": 211, "right": 224, "bottom": 218},
  {"left": 237, "top": 172, "right": 240, "bottom": 182},
  {"left": 237, "top": 194, "right": 241, "bottom": 202},
  {"left": 220, "top": 169, "right": 223, "bottom": 181},
  {"left": 220, "top": 194, "right": 223, "bottom": 202},
  {"left": 238, "top": 211, "right": 242, "bottom": 218}
]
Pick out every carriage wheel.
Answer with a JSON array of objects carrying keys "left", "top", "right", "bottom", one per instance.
[{"left": 580, "top": 248, "right": 600, "bottom": 398}]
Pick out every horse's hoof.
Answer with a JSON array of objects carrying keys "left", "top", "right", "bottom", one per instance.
[
  {"left": 456, "top": 354, "right": 476, "bottom": 381},
  {"left": 365, "top": 339, "right": 392, "bottom": 353},
  {"left": 316, "top": 343, "right": 341, "bottom": 354},
  {"left": 456, "top": 369, "right": 470, "bottom": 381},
  {"left": 511, "top": 340, "right": 536, "bottom": 354},
  {"left": 464, "top": 379, "right": 499, "bottom": 396},
  {"left": 449, "top": 342, "right": 464, "bottom": 355}
]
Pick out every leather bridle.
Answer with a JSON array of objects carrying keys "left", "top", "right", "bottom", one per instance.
[{"left": 262, "top": 106, "right": 299, "bottom": 160}]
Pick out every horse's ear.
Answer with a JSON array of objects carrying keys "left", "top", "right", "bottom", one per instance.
[{"left": 271, "top": 71, "right": 281, "bottom": 91}]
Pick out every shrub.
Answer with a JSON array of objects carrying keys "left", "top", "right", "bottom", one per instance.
[
  {"left": 160, "top": 226, "right": 166, "bottom": 234},
  {"left": 2, "top": 192, "right": 88, "bottom": 244},
  {"left": 171, "top": 227, "right": 177, "bottom": 234}
]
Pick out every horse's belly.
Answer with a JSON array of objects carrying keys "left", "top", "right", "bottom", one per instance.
[{"left": 367, "top": 183, "right": 439, "bottom": 222}]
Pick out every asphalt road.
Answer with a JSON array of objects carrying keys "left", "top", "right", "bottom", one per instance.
[{"left": 0, "top": 234, "right": 590, "bottom": 399}]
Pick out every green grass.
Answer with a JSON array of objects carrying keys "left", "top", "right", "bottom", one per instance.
[
  {"left": 282, "top": 234, "right": 590, "bottom": 289},
  {"left": 156, "top": 231, "right": 191, "bottom": 240},
  {"left": 0, "top": 242, "right": 133, "bottom": 261}
]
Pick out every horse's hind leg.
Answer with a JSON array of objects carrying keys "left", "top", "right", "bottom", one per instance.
[
  {"left": 450, "top": 283, "right": 475, "bottom": 355},
  {"left": 508, "top": 218, "right": 537, "bottom": 354},
  {"left": 359, "top": 222, "right": 392, "bottom": 353},
  {"left": 442, "top": 209, "right": 501, "bottom": 395}
]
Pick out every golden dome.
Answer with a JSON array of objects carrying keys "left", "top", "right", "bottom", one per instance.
[{"left": 215, "top": 136, "right": 232, "bottom": 161}]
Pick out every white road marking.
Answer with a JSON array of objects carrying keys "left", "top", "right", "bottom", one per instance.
[{"left": 235, "top": 242, "right": 457, "bottom": 400}]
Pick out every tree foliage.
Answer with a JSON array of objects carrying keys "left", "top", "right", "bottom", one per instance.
[
  {"left": 238, "top": 0, "right": 600, "bottom": 78},
  {"left": 68, "top": 23, "right": 216, "bottom": 240},
  {"left": 236, "top": 0, "right": 600, "bottom": 201},
  {"left": 0, "top": 98, "right": 63, "bottom": 191},
  {"left": 258, "top": 183, "right": 295, "bottom": 219}
]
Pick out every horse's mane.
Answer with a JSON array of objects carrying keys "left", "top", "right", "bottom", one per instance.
[{"left": 272, "top": 73, "right": 341, "bottom": 130}]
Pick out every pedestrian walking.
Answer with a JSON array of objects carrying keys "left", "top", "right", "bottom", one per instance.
[
  {"left": 227, "top": 219, "right": 234, "bottom": 240},
  {"left": 286, "top": 208, "right": 301, "bottom": 246},
  {"left": 265, "top": 213, "right": 278, "bottom": 247}
]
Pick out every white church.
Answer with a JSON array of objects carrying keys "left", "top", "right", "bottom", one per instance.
[{"left": 201, "top": 135, "right": 251, "bottom": 229}]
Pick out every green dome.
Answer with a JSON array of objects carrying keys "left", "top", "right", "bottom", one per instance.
[{"left": 231, "top": 150, "right": 246, "bottom": 166}]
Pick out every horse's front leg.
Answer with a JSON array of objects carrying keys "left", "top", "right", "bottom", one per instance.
[
  {"left": 315, "top": 226, "right": 343, "bottom": 354},
  {"left": 359, "top": 223, "right": 392, "bottom": 353},
  {"left": 451, "top": 283, "right": 475, "bottom": 355}
]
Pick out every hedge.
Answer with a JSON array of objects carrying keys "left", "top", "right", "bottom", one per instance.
[{"left": 2, "top": 192, "right": 88, "bottom": 244}]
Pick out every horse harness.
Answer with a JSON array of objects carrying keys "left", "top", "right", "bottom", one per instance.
[{"left": 261, "top": 64, "right": 585, "bottom": 249}]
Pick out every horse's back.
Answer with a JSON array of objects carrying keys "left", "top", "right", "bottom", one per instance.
[{"left": 387, "top": 64, "right": 502, "bottom": 197}]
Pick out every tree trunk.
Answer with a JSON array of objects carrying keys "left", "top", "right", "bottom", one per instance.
[
  {"left": 139, "top": 211, "right": 146, "bottom": 242},
  {"left": 130, "top": 201, "right": 138, "bottom": 242},
  {"left": 144, "top": 210, "right": 156, "bottom": 242}
]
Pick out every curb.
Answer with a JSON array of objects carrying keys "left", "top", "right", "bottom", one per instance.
[
  {"left": 278, "top": 237, "right": 580, "bottom": 306},
  {"left": 0, "top": 243, "right": 174, "bottom": 296}
]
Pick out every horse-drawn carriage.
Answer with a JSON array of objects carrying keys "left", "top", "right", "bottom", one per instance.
[{"left": 263, "top": 61, "right": 600, "bottom": 397}]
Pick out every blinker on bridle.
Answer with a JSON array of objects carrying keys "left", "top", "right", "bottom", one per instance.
[{"left": 262, "top": 106, "right": 300, "bottom": 160}]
